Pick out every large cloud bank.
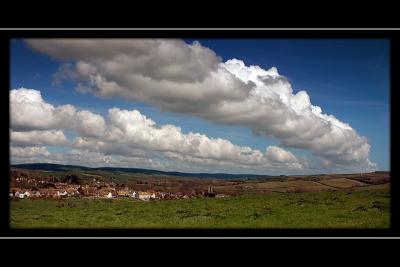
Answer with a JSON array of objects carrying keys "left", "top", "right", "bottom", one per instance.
[
  {"left": 10, "top": 88, "right": 306, "bottom": 172},
  {"left": 25, "top": 39, "right": 376, "bottom": 171}
]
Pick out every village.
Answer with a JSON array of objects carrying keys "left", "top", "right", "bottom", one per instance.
[
  {"left": 10, "top": 167, "right": 391, "bottom": 202},
  {"left": 9, "top": 169, "right": 227, "bottom": 201}
]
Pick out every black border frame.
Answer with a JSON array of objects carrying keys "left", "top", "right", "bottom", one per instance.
[{"left": 1, "top": 29, "right": 397, "bottom": 238}]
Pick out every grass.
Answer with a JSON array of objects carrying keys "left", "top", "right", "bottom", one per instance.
[{"left": 10, "top": 187, "right": 390, "bottom": 229}]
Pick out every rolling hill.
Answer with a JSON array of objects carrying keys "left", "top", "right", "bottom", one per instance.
[{"left": 10, "top": 163, "right": 271, "bottom": 180}]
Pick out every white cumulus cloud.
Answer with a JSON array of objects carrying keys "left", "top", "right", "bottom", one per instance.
[
  {"left": 10, "top": 129, "right": 69, "bottom": 147},
  {"left": 10, "top": 88, "right": 305, "bottom": 172},
  {"left": 266, "top": 146, "right": 298, "bottom": 163},
  {"left": 10, "top": 88, "right": 105, "bottom": 137},
  {"left": 73, "top": 107, "right": 305, "bottom": 170},
  {"left": 24, "top": 39, "right": 376, "bottom": 171},
  {"left": 10, "top": 146, "right": 51, "bottom": 158}
]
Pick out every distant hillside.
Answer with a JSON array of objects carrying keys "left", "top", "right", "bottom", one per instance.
[{"left": 10, "top": 163, "right": 270, "bottom": 180}]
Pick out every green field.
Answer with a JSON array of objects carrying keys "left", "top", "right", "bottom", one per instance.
[{"left": 10, "top": 186, "right": 390, "bottom": 229}]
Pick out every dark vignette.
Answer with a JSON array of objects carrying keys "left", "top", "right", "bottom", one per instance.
[{"left": 0, "top": 29, "right": 397, "bottom": 238}]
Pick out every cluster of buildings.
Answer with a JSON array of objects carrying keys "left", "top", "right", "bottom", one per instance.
[
  {"left": 9, "top": 187, "right": 221, "bottom": 201},
  {"left": 10, "top": 171, "right": 227, "bottom": 201},
  {"left": 10, "top": 191, "right": 41, "bottom": 199},
  {"left": 106, "top": 191, "right": 158, "bottom": 200}
]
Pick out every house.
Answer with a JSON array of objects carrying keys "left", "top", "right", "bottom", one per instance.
[
  {"left": 106, "top": 192, "right": 113, "bottom": 198},
  {"left": 157, "top": 192, "right": 166, "bottom": 199},
  {"left": 138, "top": 192, "right": 152, "bottom": 201},
  {"left": 203, "top": 185, "right": 216, "bottom": 197},
  {"left": 117, "top": 189, "right": 129, "bottom": 197},
  {"left": 57, "top": 191, "right": 68, "bottom": 197}
]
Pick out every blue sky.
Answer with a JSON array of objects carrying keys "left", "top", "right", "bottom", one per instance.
[{"left": 10, "top": 38, "right": 390, "bottom": 172}]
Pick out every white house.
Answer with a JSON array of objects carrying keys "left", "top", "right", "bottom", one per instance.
[
  {"left": 107, "top": 192, "right": 113, "bottom": 198},
  {"left": 138, "top": 192, "right": 152, "bottom": 201},
  {"left": 57, "top": 191, "right": 68, "bottom": 197}
]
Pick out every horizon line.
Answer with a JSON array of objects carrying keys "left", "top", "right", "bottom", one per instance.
[{"left": 10, "top": 162, "right": 389, "bottom": 177}]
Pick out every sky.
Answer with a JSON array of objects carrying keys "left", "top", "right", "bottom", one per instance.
[{"left": 9, "top": 38, "right": 390, "bottom": 175}]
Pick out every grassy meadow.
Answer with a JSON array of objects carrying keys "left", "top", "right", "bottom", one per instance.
[{"left": 10, "top": 185, "right": 390, "bottom": 229}]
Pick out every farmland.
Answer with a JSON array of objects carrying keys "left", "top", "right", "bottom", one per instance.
[
  {"left": 10, "top": 185, "right": 390, "bottom": 228},
  {"left": 10, "top": 167, "right": 390, "bottom": 229},
  {"left": 9, "top": 164, "right": 391, "bottom": 229}
]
